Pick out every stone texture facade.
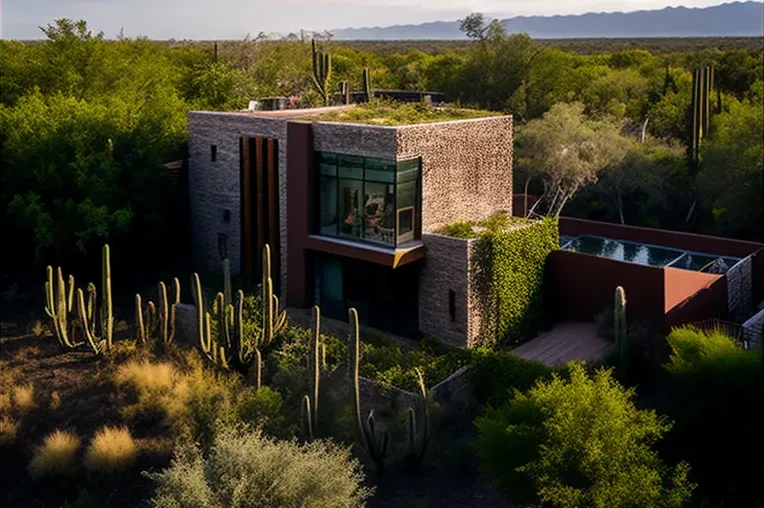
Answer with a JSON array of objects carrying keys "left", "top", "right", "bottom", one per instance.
[
  {"left": 187, "top": 111, "right": 289, "bottom": 299},
  {"left": 397, "top": 116, "right": 514, "bottom": 232},
  {"left": 727, "top": 256, "right": 753, "bottom": 321},
  {"left": 742, "top": 308, "right": 764, "bottom": 349}
]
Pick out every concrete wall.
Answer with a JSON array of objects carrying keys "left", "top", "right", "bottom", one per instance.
[
  {"left": 187, "top": 111, "right": 289, "bottom": 299},
  {"left": 418, "top": 233, "right": 475, "bottom": 348},
  {"left": 397, "top": 116, "right": 514, "bottom": 233}
]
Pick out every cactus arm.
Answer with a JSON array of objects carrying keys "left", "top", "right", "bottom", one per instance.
[
  {"left": 136, "top": 294, "right": 145, "bottom": 343},
  {"left": 311, "top": 306, "right": 321, "bottom": 430},
  {"left": 614, "top": 286, "right": 628, "bottom": 372},
  {"left": 235, "top": 290, "right": 247, "bottom": 363},
  {"left": 45, "top": 267, "right": 55, "bottom": 318},
  {"left": 158, "top": 281, "right": 169, "bottom": 343},
  {"left": 363, "top": 68, "right": 372, "bottom": 102},
  {"left": 102, "top": 245, "right": 112, "bottom": 351},
  {"left": 254, "top": 348, "right": 262, "bottom": 389},
  {"left": 302, "top": 395, "right": 314, "bottom": 441},
  {"left": 86, "top": 283, "right": 97, "bottom": 331},
  {"left": 77, "top": 288, "right": 105, "bottom": 355},
  {"left": 193, "top": 273, "right": 210, "bottom": 355},
  {"left": 406, "top": 368, "right": 430, "bottom": 466},
  {"left": 167, "top": 278, "right": 180, "bottom": 344}
]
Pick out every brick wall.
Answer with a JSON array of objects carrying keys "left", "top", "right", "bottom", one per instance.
[
  {"left": 419, "top": 234, "right": 474, "bottom": 348},
  {"left": 187, "top": 111, "right": 289, "bottom": 299}
]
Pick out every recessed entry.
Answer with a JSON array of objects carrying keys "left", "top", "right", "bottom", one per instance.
[{"left": 211, "top": 145, "right": 218, "bottom": 162}]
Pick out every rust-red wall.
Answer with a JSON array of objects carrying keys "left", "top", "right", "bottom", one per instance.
[
  {"left": 546, "top": 250, "right": 666, "bottom": 324},
  {"left": 560, "top": 217, "right": 763, "bottom": 258},
  {"left": 664, "top": 267, "right": 721, "bottom": 312},
  {"left": 286, "top": 122, "right": 313, "bottom": 308}
]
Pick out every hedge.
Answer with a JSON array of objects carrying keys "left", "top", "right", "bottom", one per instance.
[{"left": 473, "top": 217, "right": 559, "bottom": 346}]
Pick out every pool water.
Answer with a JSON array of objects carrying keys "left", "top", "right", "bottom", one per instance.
[{"left": 560, "top": 234, "right": 741, "bottom": 273}]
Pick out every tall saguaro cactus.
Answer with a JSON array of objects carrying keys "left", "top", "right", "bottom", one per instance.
[
  {"left": 350, "top": 308, "right": 389, "bottom": 474},
  {"left": 45, "top": 266, "right": 81, "bottom": 349},
  {"left": 311, "top": 39, "right": 332, "bottom": 106},
  {"left": 405, "top": 368, "right": 430, "bottom": 468},
  {"left": 192, "top": 272, "right": 230, "bottom": 370},
  {"left": 614, "top": 286, "right": 628, "bottom": 372},
  {"left": 339, "top": 80, "right": 350, "bottom": 105},
  {"left": 303, "top": 306, "right": 321, "bottom": 440},
  {"left": 362, "top": 68, "right": 372, "bottom": 102},
  {"left": 76, "top": 244, "right": 113, "bottom": 355},
  {"left": 690, "top": 65, "right": 713, "bottom": 170},
  {"left": 261, "top": 244, "right": 287, "bottom": 348}
]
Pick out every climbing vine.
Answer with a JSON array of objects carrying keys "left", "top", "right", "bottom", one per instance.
[{"left": 473, "top": 217, "right": 559, "bottom": 346}]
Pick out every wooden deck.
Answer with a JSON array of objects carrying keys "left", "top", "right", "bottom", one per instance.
[{"left": 512, "top": 322, "right": 615, "bottom": 368}]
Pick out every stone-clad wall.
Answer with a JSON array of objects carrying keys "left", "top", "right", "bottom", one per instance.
[
  {"left": 727, "top": 256, "right": 753, "bottom": 321},
  {"left": 396, "top": 116, "right": 514, "bottom": 233},
  {"left": 311, "top": 122, "right": 398, "bottom": 159},
  {"left": 419, "top": 233, "right": 476, "bottom": 348},
  {"left": 743, "top": 308, "right": 764, "bottom": 349},
  {"left": 188, "top": 111, "right": 289, "bottom": 299}
]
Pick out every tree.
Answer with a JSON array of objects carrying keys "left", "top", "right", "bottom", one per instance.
[
  {"left": 697, "top": 88, "right": 764, "bottom": 240},
  {"left": 516, "top": 103, "right": 632, "bottom": 217},
  {"left": 475, "top": 362, "right": 694, "bottom": 508}
]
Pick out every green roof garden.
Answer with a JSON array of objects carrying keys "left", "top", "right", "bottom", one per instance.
[
  {"left": 294, "top": 100, "right": 502, "bottom": 126},
  {"left": 439, "top": 214, "right": 535, "bottom": 239}
]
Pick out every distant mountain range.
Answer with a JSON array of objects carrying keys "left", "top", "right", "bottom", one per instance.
[{"left": 331, "top": 2, "right": 764, "bottom": 40}]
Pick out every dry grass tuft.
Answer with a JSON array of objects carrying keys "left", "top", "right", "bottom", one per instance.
[
  {"left": 115, "top": 360, "right": 176, "bottom": 394},
  {"left": 12, "top": 384, "right": 35, "bottom": 412},
  {"left": 50, "top": 391, "right": 61, "bottom": 411},
  {"left": 28, "top": 429, "right": 81, "bottom": 477},
  {"left": 0, "top": 416, "right": 18, "bottom": 445},
  {"left": 14, "top": 346, "right": 41, "bottom": 361},
  {"left": 0, "top": 393, "right": 11, "bottom": 414},
  {"left": 84, "top": 426, "right": 137, "bottom": 473}
]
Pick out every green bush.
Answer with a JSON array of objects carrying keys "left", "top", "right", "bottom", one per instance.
[
  {"left": 473, "top": 217, "right": 559, "bottom": 345},
  {"left": 664, "top": 326, "right": 764, "bottom": 507},
  {"left": 475, "top": 361, "right": 694, "bottom": 508},
  {"left": 440, "top": 221, "right": 475, "bottom": 238},
  {"left": 469, "top": 348, "right": 555, "bottom": 407},
  {"left": 235, "top": 386, "right": 290, "bottom": 439},
  {"left": 149, "top": 422, "right": 374, "bottom": 508}
]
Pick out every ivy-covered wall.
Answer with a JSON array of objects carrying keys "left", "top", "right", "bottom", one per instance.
[{"left": 472, "top": 218, "right": 559, "bottom": 346}]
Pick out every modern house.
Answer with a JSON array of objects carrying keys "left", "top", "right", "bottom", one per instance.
[
  {"left": 188, "top": 105, "right": 513, "bottom": 345},
  {"left": 188, "top": 104, "right": 764, "bottom": 348}
]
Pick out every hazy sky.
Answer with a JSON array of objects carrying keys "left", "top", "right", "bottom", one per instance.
[{"left": 0, "top": 0, "right": 738, "bottom": 40}]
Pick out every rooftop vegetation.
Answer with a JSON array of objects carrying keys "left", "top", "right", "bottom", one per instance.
[
  {"left": 439, "top": 213, "right": 533, "bottom": 239},
  {"left": 299, "top": 99, "right": 501, "bottom": 126}
]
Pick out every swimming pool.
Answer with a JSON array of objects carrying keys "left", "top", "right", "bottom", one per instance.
[{"left": 560, "top": 235, "right": 742, "bottom": 274}]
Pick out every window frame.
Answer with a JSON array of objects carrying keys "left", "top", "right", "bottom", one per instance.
[{"left": 315, "top": 152, "right": 421, "bottom": 248}]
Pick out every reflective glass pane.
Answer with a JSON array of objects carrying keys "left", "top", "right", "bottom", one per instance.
[
  {"left": 338, "top": 166, "right": 364, "bottom": 179},
  {"left": 319, "top": 176, "right": 338, "bottom": 236},
  {"left": 338, "top": 154, "right": 364, "bottom": 167},
  {"left": 363, "top": 182, "right": 395, "bottom": 246},
  {"left": 319, "top": 152, "right": 337, "bottom": 165},
  {"left": 338, "top": 179, "right": 364, "bottom": 240},
  {"left": 397, "top": 158, "right": 420, "bottom": 172},
  {"left": 397, "top": 180, "right": 417, "bottom": 209},
  {"left": 366, "top": 158, "right": 396, "bottom": 173},
  {"left": 397, "top": 168, "right": 418, "bottom": 183},
  {"left": 365, "top": 169, "right": 395, "bottom": 183},
  {"left": 398, "top": 207, "right": 415, "bottom": 237},
  {"left": 320, "top": 163, "right": 337, "bottom": 176}
]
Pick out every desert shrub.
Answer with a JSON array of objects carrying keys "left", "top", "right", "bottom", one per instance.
[
  {"left": 664, "top": 326, "right": 763, "bottom": 506},
  {"left": 0, "top": 416, "right": 18, "bottom": 445},
  {"left": 234, "top": 386, "right": 291, "bottom": 439},
  {"left": 149, "top": 422, "right": 373, "bottom": 508},
  {"left": 114, "top": 360, "right": 185, "bottom": 426},
  {"left": 84, "top": 426, "right": 137, "bottom": 473},
  {"left": 0, "top": 392, "right": 10, "bottom": 413},
  {"left": 469, "top": 348, "right": 555, "bottom": 407},
  {"left": 12, "top": 383, "right": 35, "bottom": 412},
  {"left": 475, "top": 362, "right": 694, "bottom": 507},
  {"left": 29, "top": 429, "right": 81, "bottom": 477},
  {"left": 50, "top": 391, "right": 61, "bottom": 410}
]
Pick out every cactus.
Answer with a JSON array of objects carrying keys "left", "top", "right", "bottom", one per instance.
[
  {"left": 311, "top": 39, "right": 332, "bottom": 106},
  {"left": 260, "top": 244, "right": 287, "bottom": 348},
  {"left": 302, "top": 306, "right": 321, "bottom": 439},
  {"left": 362, "top": 68, "right": 372, "bottom": 102},
  {"left": 44, "top": 266, "right": 82, "bottom": 349},
  {"left": 350, "top": 308, "right": 388, "bottom": 474},
  {"left": 192, "top": 273, "right": 230, "bottom": 370},
  {"left": 222, "top": 259, "right": 232, "bottom": 308},
  {"left": 614, "top": 286, "right": 628, "bottom": 371},
  {"left": 76, "top": 245, "right": 113, "bottom": 355},
  {"left": 405, "top": 368, "right": 430, "bottom": 468},
  {"left": 339, "top": 80, "right": 350, "bottom": 105},
  {"left": 135, "top": 279, "right": 180, "bottom": 344},
  {"left": 690, "top": 65, "right": 713, "bottom": 170},
  {"left": 301, "top": 395, "right": 314, "bottom": 441}
]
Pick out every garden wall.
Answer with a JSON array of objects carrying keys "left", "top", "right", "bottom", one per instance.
[
  {"left": 727, "top": 256, "right": 753, "bottom": 321},
  {"left": 742, "top": 308, "right": 764, "bottom": 349}
]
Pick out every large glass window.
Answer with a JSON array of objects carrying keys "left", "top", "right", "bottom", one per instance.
[{"left": 316, "top": 152, "right": 421, "bottom": 247}]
